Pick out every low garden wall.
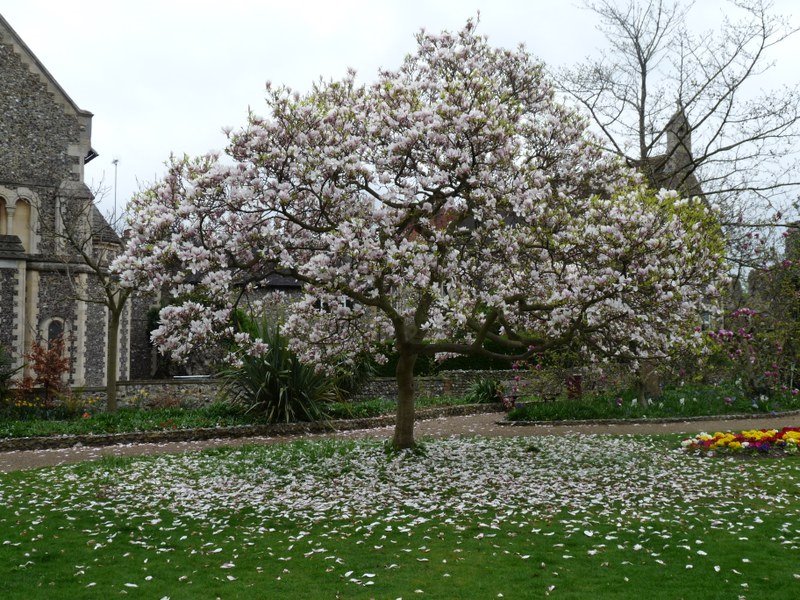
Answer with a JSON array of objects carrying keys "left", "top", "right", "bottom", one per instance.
[
  {"left": 80, "top": 378, "right": 223, "bottom": 409},
  {"left": 74, "top": 367, "right": 632, "bottom": 410},
  {"left": 80, "top": 371, "right": 522, "bottom": 409},
  {"left": 354, "top": 370, "right": 517, "bottom": 401}
]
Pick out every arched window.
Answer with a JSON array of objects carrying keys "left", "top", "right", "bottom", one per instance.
[
  {"left": 12, "top": 198, "right": 31, "bottom": 251},
  {"left": 41, "top": 318, "right": 68, "bottom": 353},
  {"left": 48, "top": 319, "right": 65, "bottom": 345}
]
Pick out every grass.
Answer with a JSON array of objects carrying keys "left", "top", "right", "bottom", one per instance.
[
  {"left": 323, "top": 394, "right": 476, "bottom": 419},
  {"left": 0, "top": 402, "right": 255, "bottom": 439},
  {"left": 508, "top": 384, "right": 800, "bottom": 422},
  {"left": 2, "top": 382, "right": 799, "bottom": 439},
  {"left": 0, "top": 435, "right": 799, "bottom": 598},
  {"left": 0, "top": 395, "right": 479, "bottom": 439}
]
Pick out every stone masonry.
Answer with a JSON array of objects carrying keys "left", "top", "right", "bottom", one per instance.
[{"left": 0, "top": 13, "right": 133, "bottom": 387}]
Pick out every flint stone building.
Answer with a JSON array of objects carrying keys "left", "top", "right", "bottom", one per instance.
[{"left": 0, "top": 14, "right": 142, "bottom": 385}]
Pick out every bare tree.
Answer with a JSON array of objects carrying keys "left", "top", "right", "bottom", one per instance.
[
  {"left": 46, "top": 181, "right": 132, "bottom": 412},
  {"left": 562, "top": 0, "right": 800, "bottom": 272}
]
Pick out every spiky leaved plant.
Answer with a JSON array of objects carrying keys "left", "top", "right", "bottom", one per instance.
[{"left": 220, "top": 313, "right": 334, "bottom": 423}]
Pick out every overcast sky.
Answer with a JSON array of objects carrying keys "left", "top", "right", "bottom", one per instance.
[{"left": 2, "top": 0, "right": 798, "bottom": 217}]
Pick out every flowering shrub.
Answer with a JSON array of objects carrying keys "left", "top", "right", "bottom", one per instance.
[
  {"left": 681, "top": 427, "right": 800, "bottom": 455},
  {"left": 706, "top": 308, "right": 797, "bottom": 399},
  {"left": 61, "top": 391, "right": 100, "bottom": 416}
]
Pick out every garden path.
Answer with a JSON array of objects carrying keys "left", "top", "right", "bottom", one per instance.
[{"left": 0, "top": 412, "right": 797, "bottom": 473}]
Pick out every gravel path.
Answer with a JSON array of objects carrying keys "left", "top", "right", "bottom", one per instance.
[{"left": 1, "top": 412, "right": 797, "bottom": 473}]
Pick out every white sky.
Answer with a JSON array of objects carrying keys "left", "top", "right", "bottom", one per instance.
[{"left": 2, "top": 0, "right": 798, "bottom": 217}]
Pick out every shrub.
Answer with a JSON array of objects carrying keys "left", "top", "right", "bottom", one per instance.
[
  {"left": 707, "top": 308, "right": 798, "bottom": 398},
  {"left": 15, "top": 338, "right": 72, "bottom": 409},
  {"left": 219, "top": 314, "right": 334, "bottom": 423},
  {"left": 60, "top": 389, "right": 101, "bottom": 417},
  {"left": 465, "top": 379, "right": 502, "bottom": 404}
]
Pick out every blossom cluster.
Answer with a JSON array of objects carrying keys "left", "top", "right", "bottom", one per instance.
[
  {"left": 681, "top": 427, "right": 800, "bottom": 455},
  {"left": 112, "top": 21, "right": 724, "bottom": 374}
]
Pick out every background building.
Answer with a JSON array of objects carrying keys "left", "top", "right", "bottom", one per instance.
[{"left": 0, "top": 13, "right": 133, "bottom": 386}]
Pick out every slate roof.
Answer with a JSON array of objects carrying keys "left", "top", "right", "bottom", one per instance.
[
  {"left": 261, "top": 272, "right": 302, "bottom": 289},
  {"left": 0, "top": 234, "right": 25, "bottom": 257},
  {"left": 91, "top": 205, "right": 122, "bottom": 246}
]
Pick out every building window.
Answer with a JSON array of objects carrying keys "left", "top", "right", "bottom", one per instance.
[
  {"left": 48, "top": 319, "right": 65, "bottom": 345},
  {"left": 12, "top": 198, "right": 31, "bottom": 251}
]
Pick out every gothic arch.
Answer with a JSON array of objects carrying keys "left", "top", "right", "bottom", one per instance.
[
  {"left": 0, "top": 187, "right": 40, "bottom": 253},
  {"left": 12, "top": 198, "right": 31, "bottom": 251},
  {"left": 40, "top": 316, "right": 68, "bottom": 340},
  {"left": 0, "top": 186, "right": 16, "bottom": 236}
]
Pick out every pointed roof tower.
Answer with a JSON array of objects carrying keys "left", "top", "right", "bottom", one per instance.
[{"left": 665, "top": 104, "right": 692, "bottom": 160}]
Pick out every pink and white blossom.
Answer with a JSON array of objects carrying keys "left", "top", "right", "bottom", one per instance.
[{"left": 113, "top": 21, "right": 724, "bottom": 447}]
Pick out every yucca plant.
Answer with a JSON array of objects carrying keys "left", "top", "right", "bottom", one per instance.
[
  {"left": 465, "top": 378, "right": 503, "bottom": 404},
  {"left": 219, "top": 313, "right": 334, "bottom": 423}
]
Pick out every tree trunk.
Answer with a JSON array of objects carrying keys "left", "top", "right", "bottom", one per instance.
[
  {"left": 637, "top": 359, "right": 661, "bottom": 407},
  {"left": 392, "top": 351, "right": 418, "bottom": 449},
  {"left": 106, "top": 309, "right": 120, "bottom": 413}
]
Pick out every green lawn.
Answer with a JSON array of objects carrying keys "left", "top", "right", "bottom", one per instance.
[
  {"left": 1, "top": 435, "right": 798, "bottom": 598},
  {"left": 508, "top": 384, "right": 800, "bottom": 422},
  {"left": 0, "top": 402, "right": 255, "bottom": 438},
  {"left": 0, "top": 395, "right": 478, "bottom": 439},
  {"left": 3, "top": 382, "right": 800, "bottom": 440}
]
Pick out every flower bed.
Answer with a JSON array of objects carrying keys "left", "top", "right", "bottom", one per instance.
[{"left": 681, "top": 427, "right": 800, "bottom": 456}]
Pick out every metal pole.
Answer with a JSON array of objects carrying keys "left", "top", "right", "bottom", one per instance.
[{"left": 112, "top": 158, "right": 119, "bottom": 219}]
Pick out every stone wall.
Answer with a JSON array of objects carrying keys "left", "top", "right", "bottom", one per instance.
[
  {"left": 82, "top": 378, "right": 224, "bottom": 410},
  {"left": 84, "top": 297, "right": 107, "bottom": 386},
  {"left": 81, "top": 370, "right": 519, "bottom": 409},
  {"left": 128, "top": 293, "right": 156, "bottom": 379},
  {"left": 78, "top": 366, "right": 636, "bottom": 411},
  {"left": 0, "top": 266, "right": 19, "bottom": 359},
  {"left": 0, "top": 32, "right": 79, "bottom": 188},
  {"left": 353, "top": 370, "right": 517, "bottom": 400}
]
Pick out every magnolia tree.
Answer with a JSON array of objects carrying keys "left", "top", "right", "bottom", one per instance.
[{"left": 114, "top": 22, "right": 724, "bottom": 448}]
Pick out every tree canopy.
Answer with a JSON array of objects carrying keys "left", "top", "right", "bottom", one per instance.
[
  {"left": 114, "top": 21, "right": 724, "bottom": 447},
  {"left": 562, "top": 0, "right": 800, "bottom": 269}
]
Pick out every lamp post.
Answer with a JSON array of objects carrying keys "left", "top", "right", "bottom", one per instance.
[{"left": 112, "top": 158, "right": 119, "bottom": 220}]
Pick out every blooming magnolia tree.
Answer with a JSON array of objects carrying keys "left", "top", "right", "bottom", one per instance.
[{"left": 114, "top": 22, "right": 724, "bottom": 448}]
